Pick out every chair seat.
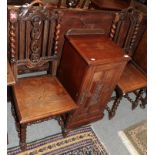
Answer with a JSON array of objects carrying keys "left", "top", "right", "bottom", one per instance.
[
  {"left": 13, "top": 75, "right": 77, "bottom": 124},
  {"left": 118, "top": 63, "right": 147, "bottom": 94}
]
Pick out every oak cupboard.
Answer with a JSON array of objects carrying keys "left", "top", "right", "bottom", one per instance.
[{"left": 58, "top": 34, "right": 130, "bottom": 129}]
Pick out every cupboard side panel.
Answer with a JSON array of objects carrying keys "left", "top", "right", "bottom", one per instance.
[{"left": 57, "top": 41, "right": 88, "bottom": 101}]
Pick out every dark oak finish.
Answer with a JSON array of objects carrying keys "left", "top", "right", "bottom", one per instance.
[
  {"left": 8, "top": 1, "right": 77, "bottom": 151},
  {"left": 58, "top": 33, "right": 130, "bottom": 129}
]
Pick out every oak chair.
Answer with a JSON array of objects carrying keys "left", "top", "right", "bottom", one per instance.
[
  {"left": 8, "top": 0, "right": 77, "bottom": 151},
  {"left": 105, "top": 8, "right": 147, "bottom": 119}
]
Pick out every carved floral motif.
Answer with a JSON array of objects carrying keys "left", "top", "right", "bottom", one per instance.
[{"left": 30, "top": 15, "right": 42, "bottom": 63}]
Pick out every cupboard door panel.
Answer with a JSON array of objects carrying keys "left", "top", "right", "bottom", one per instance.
[{"left": 84, "top": 62, "right": 126, "bottom": 112}]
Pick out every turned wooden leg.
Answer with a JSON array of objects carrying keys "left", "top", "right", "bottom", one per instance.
[
  {"left": 109, "top": 96, "right": 122, "bottom": 119},
  {"left": 125, "top": 93, "right": 134, "bottom": 107},
  {"left": 132, "top": 89, "right": 144, "bottom": 110},
  {"left": 108, "top": 89, "right": 123, "bottom": 120},
  {"left": 20, "top": 124, "right": 27, "bottom": 151},
  {"left": 55, "top": 116, "right": 68, "bottom": 137},
  {"left": 140, "top": 88, "right": 147, "bottom": 109},
  {"left": 140, "top": 95, "right": 147, "bottom": 109},
  {"left": 62, "top": 112, "right": 75, "bottom": 137}
]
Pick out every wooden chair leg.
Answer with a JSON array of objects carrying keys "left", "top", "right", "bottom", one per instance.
[
  {"left": 55, "top": 116, "right": 68, "bottom": 137},
  {"left": 140, "top": 88, "right": 147, "bottom": 109},
  {"left": 140, "top": 95, "right": 147, "bottom": 109},
  {"left": 105, "top": 89, "right": 123, "bottom": 120},
  {"left": 109, "top": 96, "right": 122, "bottom": 119},
  {"left": 132, "top": 89, "right": 144, "bottom": 110},
  {"left": 20, "top": 124, "right": 27, "bottom": 151}
]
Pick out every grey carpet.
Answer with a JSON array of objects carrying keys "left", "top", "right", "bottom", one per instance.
[{"left": 7, "top": 93, "right": 146, "bottom": 155}]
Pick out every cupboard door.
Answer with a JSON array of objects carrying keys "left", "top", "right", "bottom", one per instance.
[{"left": 83, "top": 62, "right": 127, "bottom": 113}]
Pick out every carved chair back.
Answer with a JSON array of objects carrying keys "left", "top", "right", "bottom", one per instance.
[
  {"left": 8, "top": 0, "right": 60, "bottom": 78},
  {"left": 109, "top": 7, "right": 145, "bottom": 57}
]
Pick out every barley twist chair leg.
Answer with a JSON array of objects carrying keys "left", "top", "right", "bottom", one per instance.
[
  {"left": 140, "top": 88, "right": 147, "bottom": 109},
  {"left": 105, "top": 105, "right": 111, "bottom": 113},
  {"left": 140, "top": 95, "right": 147, "bottom": 109},
  {"left": 132, "top": 89, "right": 144, "bottom": 110},
  {"left": 109, "top": 96, "right": 122, "bottom": 119},
  {"left": 108, "top": 89, "right": 123, "bottom": 119}
]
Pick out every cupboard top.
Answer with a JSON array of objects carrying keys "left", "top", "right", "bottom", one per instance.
[{"left": 66, "top": 35, "right": 130, "bottom": 65}]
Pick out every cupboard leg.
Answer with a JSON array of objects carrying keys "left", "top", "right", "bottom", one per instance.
[{"left": 106, "top": 89, "right": 122, "bottom": 119}]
